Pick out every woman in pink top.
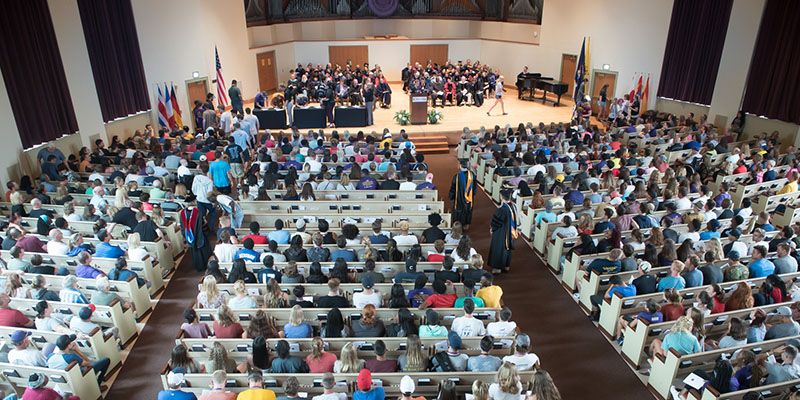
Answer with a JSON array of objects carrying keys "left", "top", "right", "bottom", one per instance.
[{"left": 305, "top": 336, "right": 338, "bottom": 373}]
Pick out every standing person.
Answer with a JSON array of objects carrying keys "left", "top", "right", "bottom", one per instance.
[
  {"left": 488, "top": 190, "right": 518, "bottom": 274},
  {"left": 597, "top": 84, "right": 609, "bottom": 121},
  {"left": 486, "top": 75, "right": 507, "bottom": 116},
  {"left": 192, "top": 163, "right": 217, "bottom": 230},
  {"left": 363, "top": 82, "right": 375, "bottom": 126},
  {"left": 229, "top": 80, "right": 243, "bottom": 114},
  {"left": 180, "top": 196, "right": 210, "bottom": 272},
  {"left": 449, "top": 160, "right": 475, "bottom": 230},
  {"left": 322, "top": 79, "right": 336, "bottom": 128}
]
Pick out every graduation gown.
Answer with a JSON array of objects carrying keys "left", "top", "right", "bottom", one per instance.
[
  {"left": 449, "top": 169, "right": 475, "bottom": 225},
  {"left": 180, "top": 206, "right": 210, "bottom": 272},
  {"left": 488, "top": 202, "right": 519, "bottom": 271}
]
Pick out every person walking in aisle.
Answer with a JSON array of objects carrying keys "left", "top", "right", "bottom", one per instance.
[
  {"left": 489, "top": 190, "right": 518, "bottom": 274},
  {"left": 180, "top": 195, "right": 210, "bottom": 272},
  {"left": 486, "top": 75, "right": 507, "bottom": 116},
  {"left": 229, "top": 80, "right": 243, "bottom": 114},
  {"left": 449, "top": 160, "right": 476, "bottom": 231}
]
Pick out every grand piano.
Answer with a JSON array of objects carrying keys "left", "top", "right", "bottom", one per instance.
[
  {"left": 535, "top": 79, "right": 569, "bottom": 106},
  {"left": 516, "top": 73, "right": 569, "bottom": 106}
]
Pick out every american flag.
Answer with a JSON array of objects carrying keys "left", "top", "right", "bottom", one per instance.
[{"left": 215, "top": 46, "right": 228, "bottom": 107}]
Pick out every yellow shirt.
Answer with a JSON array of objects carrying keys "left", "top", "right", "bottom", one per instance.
[
  {"left": 778, "top": 181, "right": 798, "bottom": 195},
  {"left": 236, "top": 388, "right": 276, "bottom": 400},
  {"left": 476, "top": 285, "right": 503, "bottom": 308}
]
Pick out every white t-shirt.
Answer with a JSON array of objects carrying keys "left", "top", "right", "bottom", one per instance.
[
  {"left": 8, "top": 348, "right": 46, "bottom": 367},
  {"left": 128, "top": 247, "right": 148, "bottom": 262},
  {"left": 47, "top": 240, "right": 69, "bottom": 256},
  {"left": 227, "top": 295, "right": 257, "bottom": 309},
  {"left": 487, "top": 321, "right": 518, "bottom": 337},
  {"left": 677, "top": 232, "right": 700, "bottom": 245},
  {"left": 526, "top": 164, "right": 546, "bottom": 177},
  {"left": 451, "top": 248, "right": 478, "bottom": 266},
  {"left": 313, "top": 392, "right": 348, "bottom": 400},
  {"left": 399, "top": 182, "right": 417, "bottom": 191},
  {"left": 451, "top": 316, "right": 486, "bottom": 337},
  {"left": 393, "top": 234, "right": 419, "bottom": 246},
  {"left": 214, "top": 243, "right": 239, "bottom": 263},
  {"left": 730, "top": 241, "right": 749, "bottom": 257},
  {"left": 352, "top": 291, "right": 382, "bottom": 309},
  {"left": 192, "top": 175, "right": 214, "bottom": 204},
  {"left": 488, "top": 382, "right": 522, "bottom": 400},
  {"left": 674, "top": 197, "right": 692, "bottom": 211},
  {"left": 502, "top": 353, "right": 540, "bottom": 371},
  {"left": 70, "top": 318, "right": 100, "bottom": 335},
  {"left": 551, "top": 226, "right": 578, "bottom": 241}
]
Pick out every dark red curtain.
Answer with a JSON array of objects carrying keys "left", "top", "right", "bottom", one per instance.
[
  {"left": 742, "top": 0, "right": 800, "bottom": 123},
  {"left": 656, "top": 0, "right": 733, "bottom": 105},
  {"left": 78, "top": 0, "right": 150, "bottom": 122},
  {"left": 0, "top": 0, "right": 78, "bottom": 149}
]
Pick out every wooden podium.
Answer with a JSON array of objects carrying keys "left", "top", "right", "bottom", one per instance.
[{"left": 410, "top": 92, "right": 428, "bottom": 125}]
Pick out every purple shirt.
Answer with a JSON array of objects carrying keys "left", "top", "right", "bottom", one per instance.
[{"left": 76, "top": 264, "right": 104, "bottom": 279}]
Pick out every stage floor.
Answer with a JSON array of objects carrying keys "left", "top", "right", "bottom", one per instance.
[{"left": 368, "top": 83, "right": 575, "bottom": 135}]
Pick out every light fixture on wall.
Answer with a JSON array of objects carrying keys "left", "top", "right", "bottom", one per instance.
[
  {"left": 192, "top": 71, "right": 200, "bottom": 78},
  {"left": 602, "top": 64, "right": 611, "bottom": 71}
]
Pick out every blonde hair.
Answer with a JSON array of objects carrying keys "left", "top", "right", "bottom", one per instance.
[
  {"left": 470, "top": 254, "right": 484, "bottom": 270},
  {"left": 310, "top": 336, "right": 326, "bottom": 360},
  {"left": 338, "top": 342, "right": 361, "bottom": 373},
  {"left": 673, "top": 315, "right": 694, "bottom": 333},
  {"left": 175, "top": 184, "right": 188, "bottom": 197},
  {"left": 398, "top": 221, "right": 410, "bottom": 233},
  {"left": 471, "top": 380, "right": 489, "bottom": 400},
  {"left": 201, "top": 276, "right": 220, "bottom": 304},
  {"left": 217, "top": 304, "right": 237, "bottom": 327},
  {"left": 496, "top": 362, "right": 521, "bottom": 394},
  {"left": 672, "top": 260, "right": 685, "bottom": 274},
  {"left": 263, "top": 279, "right": 284, "bottom": 308},
  {"left": 127, "top": 232, "right": 141, "bottom": 250},
  {"left": 340, "top": 174, "right": 350, "bottom": 186},
  {"left": 289, "top": 304, "right": 304, "bottom": 326},
  {"left": 404, "top": 334, "right": 426, "bottom": 372},
  {"left": 114, "top": 188, "right": 129, "bottom": 209},
  {"left": 233, "top": 280, "right": 247, "bottom": 296},
  {"left": 209, "top": 342, "right": 231, "bottom": 372}
]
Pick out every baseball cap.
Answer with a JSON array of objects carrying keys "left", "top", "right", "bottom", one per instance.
[
  {"left": 199, "top": 155, "right": 208, "bottom": 162},
  {"left": 10, "top": 330, "right": 31, "bottom": 345},
  {"left": 357, "top": 369, "right": 372, "bottom": 391},
  {"left": 638, "top": 261, "right": 652, "bottom": 273},
  {"left": 776, "top": 306, "right": 792, "bottom": 316},
  {"left": 167, "top": 371, "right": 186, "bottom": 387},
  {"left": 400, "top": 375, "right": 415, "bottom": 394},
  {"left": 426, "top": 173, "right": 434, "bottom": 183},
  {"left": 296, "top": 219, "right": 306, "bottom": 230},
  {"left": 27, "top": 373, "right": 46, "bottom": 389},
  {"left": 448, "top": 330, "right": 462, "bottom": 350},
  {"left": 728, "top": 250, "right": 740, "bottom": 260},
  {"left": 515, "top": 333, "right": 531, "bottom": 349},
  {"left": 708, "top": 219, "right": 721, "bottom": 230},
  {"left": 361, "top": 275, "right": 374, "bottom": 290},
  {"left": 79, "top": 305, "right": 95, "bottom": 320},
  {"left": 56, "top": 334, "right": 77, "bottom": 351},
  {"left": 728, "top": 229, "right": 741, "bottom": 239}
]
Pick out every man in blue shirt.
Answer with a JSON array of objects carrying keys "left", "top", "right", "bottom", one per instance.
[
  {"left": 208, "top": 152, "right": 232, "bottom": 194},
  {"left": 94, "top": 230, "right": 125, "bottom": 259},
  {"left": 231, "top": 123, "right": 250, "bottom": 150},
  {"left": 699, "top": 219, "right": 722, "bottom": 241},
  {"left": 157, "top": 371, "right": 197, "bottom": 400},
  {"left": 234, "top": 238, "right": 260, "bottom": 263},
  {"left": 749, "top": 245, "right": 776, "bottom": 278},
  {"left": 681, "top": 256, "right": 704, "bottom": 288},
  {"left": 267, "top": 219, "right": 291, "bottom": 245},
  {"left": 565, "top": 180, "right": 584, "bottom": 205},
  {"left": 330, "top": 237, "right": 358, "bottom": 262},
  {"left": 589, "top": 274, "right": 635, "bottom": 321},
  {"left": 47, "top": 334, "right": 111, "bottom": 384},
  {"left": 657, "top": 261, "right": 687, "bottom": 291},
  {"left": 593, "top": 208, "right": 616, "bottom": 234},
  {"left": 534, "top": 201, "right": 557, "bottom": 226},
  {"left": 256, "top": 255, "right": 283, "bottom": 284}
]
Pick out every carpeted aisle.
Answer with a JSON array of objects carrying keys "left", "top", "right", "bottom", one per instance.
[{"left": 426, "top": 150, "right": 652, "bottom": 400}]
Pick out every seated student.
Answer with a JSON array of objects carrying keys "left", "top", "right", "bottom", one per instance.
[
  {"left": 616, "top": 298, "right": 663, "bottom": 343},
  {"left": 266, "top": 220, "right": 290, "bottom": 245},
  {"left": 651, "top": 316, "right": 701, "bottom": 359},
  {"left": 354, "top": 369, "right": 385, "bottom": 400},
  {"left": 358, "top": 259, "right": 385, "bottom": 284},
  {"left": 454, "top": 279, "right": 485, "bottom": 308},
  {"left": 213, "top": 304, "right": 244, "bottom": 339},
  {"left": 307, "top": 233, "right": 331, "bottom": 262},
  {"left": 589, "top": 275, "right": 636, "bottom": 321},
  {"left": 242, "top": 221, "right": 268, "bottom": 245},
  {"left": 476, "top": 273, "right": 503, "bottom": 308},
  {"left": 227, "top": 259, "right": 257, "bottom": 284},
  {"left": 282, "top": 305, "right": 313, "bottom": 339},
  {"left": 316, "top": 278, "right": 351, "bottom": 309},
  {"left": 586, "top": 248, "right": 623, "bottom": 275},
  {"left": 306, "top": 337, "right": 338, "bottom": 373},
  {"left": 367, "top": 220, "right": 391, "bottom": 245},
  {"left": 501, "top": 333, "right": 540, "bottom": 371},
  {"left": 352, "top": 276, "right": 382, "bottom": 309},
  {"left": 333, "top": 342, "right": 365, "bottom": 373},
  {"left": 657, "top": 260, "right": 687, "bottom": 291},
  {"left": 365, "top": 339, "right": 398, "bottom": 372},
  {"left": 468, "top": 335, "right": 503, "bottom": 372},
  {"left": 419, "top": 279, "right": 457, "bottom": 309},
  {"left": 393, "top": 221, "right": 419, "bottom": 246},
  {"left": 94, "top": 229, "right": 125, "bottom": 258},
  {"left": 290, "top": 286, "right": 314, "bottom": 308},
  {"left": 352, "top": 304, "right": 386, "bottom": 337},
  {"left": 271, "top": 339, "right": 310, "bottom": 373},
  {"left": 47, "top": 333, "right": 111, "bottom": 384},
  {"left": 234, "top": 238, "right": 261, "bottom": 263},
  {"left": 451, "top": 299, "right": 487, "bottom": 337},
  {"left": 330, "top": 236, "right": 358, "bottom": 262},
  {"left": 749, "top": 245, "right": 776, "bottom": 278},
  {"left": 422, "top": 213, "right": 446, "bottom": 243},
  {"left": 426, "top": 240, "right": 447, "bottom": 262},
  {"left": 181, "top": 308, "right": 211, "bottom": 339},
  {"left": 487, "top": 307, "right": 517, "bottom": 338},
  {"left": 419, "top": 309, "right": 448, "bottom": 338},
  {"left": 257, "top": 255, "right": 283, "bottom": 283},
  {"left": 762, "top": 344, "right": 800, "bottom": 384},
  {"left": 434, "top": 256, "right": 460, "bottom": 283},
  {"left": 198, "top": 370, "right": 236, "bottom": 400},
  {"left": 158, "top": 371, "right": 197, "bottom": 400},
  {"left": 489, "top": 362, "right": 523, "bottom": 400}
]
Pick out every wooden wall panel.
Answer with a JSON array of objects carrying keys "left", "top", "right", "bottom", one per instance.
[
  {"left": 328, "top": 45, "right": 369, "bottom": 68},
  {"left": 410, "top": 44, "right": 449, "bottom": 66}
]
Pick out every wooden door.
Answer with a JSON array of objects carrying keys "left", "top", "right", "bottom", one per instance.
[
  {"left": 560, "top": 54, "right": 577, "bottom": 99},
  {"left": 185, "top": 79, "right": 208, "bottom": 129},
  {"left": 328, "top": 46, "right": 369, "bottom": 68},
  {"left": 410, "top": 44, "right": 449, "bottom": 66},
  {"left": 591, "top": 70, "right": 617, "bottom": 116},
  {"left": 256, "top": 51, "right": 278, "bottom": 93}
]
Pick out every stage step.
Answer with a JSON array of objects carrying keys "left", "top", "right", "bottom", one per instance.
[
  {"left": 414, "top": 141, "right": 450, "bottom": 154},
  {"left": 411, "top": 135, "right": 449, "bottom": 143}
]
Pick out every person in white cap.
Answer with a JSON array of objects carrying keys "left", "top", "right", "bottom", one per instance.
[
  {"left": 292, "top": 219, "right": 312, "bottom": 244},
  {"left": 399, "top": 375, "right": 425, "bottom": 400},
  {"left": 157, "top": 371, "right": 197, "bottom": 400}
]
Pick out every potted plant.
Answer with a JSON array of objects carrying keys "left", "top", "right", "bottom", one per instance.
[
  {"left": 427, "top": 109, "right": 443, "bottom": 124},
  {"left": 394, "top": 110, "right": 410, "bottom": 125}
]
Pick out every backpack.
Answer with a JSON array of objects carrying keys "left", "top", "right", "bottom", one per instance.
[{"left": 429, "top": 351, "right": 455, "bottom": 372}]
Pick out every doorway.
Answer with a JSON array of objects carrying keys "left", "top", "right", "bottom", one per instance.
[
  {"left": 590, "top": 70, "right": 617, "bottom": 117},
  {"left": 185, "top": 78, "right": 209, "bottom": 130},
  {"left": 256, "top": 51, "right": 278, "bottom": 93},
  {"left": 559, "top": 54, "right": 577, "bottom": 100}
]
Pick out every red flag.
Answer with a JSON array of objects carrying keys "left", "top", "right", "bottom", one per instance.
[
  {"left": 641, "top": 76, "right": 651, "bottom": 112},
  {"left": 634, "top": 75, "right": 643, "bottom": 99}
]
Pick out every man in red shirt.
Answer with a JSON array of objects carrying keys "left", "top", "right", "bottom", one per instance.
[
  {"left": 0, "top": 294, "right": 33, "bottom": 328},
  {"left": 14, "top": 232, "right": 47, "bottom": 253},
  {"left": 419, "top": 279, "right": 457, "bottom": 309},
  {"left": 242, "top": 221, "right": 268, "bottom": 245}
]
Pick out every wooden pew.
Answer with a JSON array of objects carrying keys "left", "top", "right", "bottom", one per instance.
[
  {"left": 0, "top": 325, "right": 121, "bottom": 371},
  {"left": 0, "top": 361, "right": 101, "bottom": 400}
]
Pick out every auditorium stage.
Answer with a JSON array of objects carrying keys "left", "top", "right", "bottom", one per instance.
[{"left": 251, "top": 83, "right": 577, "bottom": 145}]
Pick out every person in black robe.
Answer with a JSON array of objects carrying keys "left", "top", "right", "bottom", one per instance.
[
  {"left": 180, "top": 195, "right": 210, "bottom": 272},
  {"left": 488, "top": 189, "right": 519, "bottom": 274},
  {"left": 449, "top": 161, "right": 476, "bottom": 230}
]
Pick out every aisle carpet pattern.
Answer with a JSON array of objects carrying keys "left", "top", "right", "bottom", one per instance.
[{"left": 106, "top": 149, "right": 653, "bottom": 400}]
